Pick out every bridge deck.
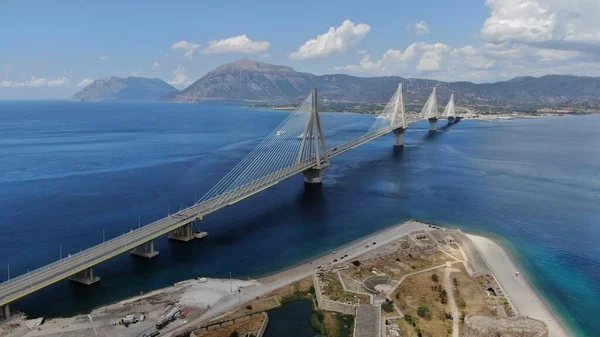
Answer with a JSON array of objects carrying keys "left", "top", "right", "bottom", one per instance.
[{"left": 0, "top": 124, "right": 406, "bottom": 307}]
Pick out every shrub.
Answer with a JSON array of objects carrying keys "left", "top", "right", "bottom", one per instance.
[
  {"left": 417, "top": 305, "right": 431, "bottom": 319},
  {"left": 310, "top": 312, "right": 326, "bottom": 335},
  {"left": 431, "top": 273, "right": 439, "bottom": 282},
  {"left": 382, "top": 300, "right": 395, "bottom": 313},
  {"left": 229, "top": 331, "right": 239, "bottom": 337},
  {"left": 453, "top": 277, "right": 459, "bottom": 286},
  {"left": 245, "top": 305, "right": 252, "bottom": 310},
  {"left": 352, "top": 260, "right": 361, "bottom": 266},
  {"left": 444, "top": 312, "right": 453, "bottom": 320},
  {"left": 404, "top": 315, "right": 414, "bottom": 324}
]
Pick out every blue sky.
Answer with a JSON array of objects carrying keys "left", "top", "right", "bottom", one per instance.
[{"left": 1, "top": 0, "right": 599, "bottom": 98}]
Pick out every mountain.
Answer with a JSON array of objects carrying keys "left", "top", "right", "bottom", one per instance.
[
  {"left": 72, "top": 77, "right": 178, "bottom": 101},
  {"left": 172, "top": 59, "right": 316, "bottom": 102},
  {"left": 172, "top": 59, "right": 600, "bottom": 110},
  {"left": 172, "top": 59, "right": 404, "bottom": 103}
]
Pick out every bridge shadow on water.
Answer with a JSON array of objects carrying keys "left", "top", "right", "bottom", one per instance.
[{"left": 422, "top": 120, "right": 460, "bottom": 142}]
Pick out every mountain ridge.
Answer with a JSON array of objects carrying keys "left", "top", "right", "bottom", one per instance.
[
  {"left": 72, "top": 76, "right": 178, "bottom": 101},
  {"left": 171, "top": 59, "right": 600, "bottom": 109},
  {"left": 74, "top": 60, "right": 600, "bottom": 109}
]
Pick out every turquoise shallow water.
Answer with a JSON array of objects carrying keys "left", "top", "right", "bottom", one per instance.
[{"left": 0, "top": 101, "right": 598, "bottom": 336}]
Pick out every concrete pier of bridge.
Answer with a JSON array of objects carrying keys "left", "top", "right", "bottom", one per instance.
[
  {"left": 169, "top": 222, "right": 196, "bottom": 242},
  {"left": 130, "top": 240, "right": 159, "bottom": 258},
  {"left": 393, "top": 128, "right": 406, "bottom": 147},
  {"left": 428, "top": 118, "right": 438, "bottom": 132},
  {"left": 68, "top": 267, "right": 100, "bottom": 285},
  {"left": 0, "top": 304, "right": 9, "bottom": 320},
  {"left": 303, "top": 168, "right": 324, "bottom": 184},
  {"left": 168, "top": 222, "right": 207, "bottom": 242}
]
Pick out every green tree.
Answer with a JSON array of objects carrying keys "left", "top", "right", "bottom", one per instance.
[
  {"left": 431, "top": 273, "right": 439, "bottom": 282},
  {"left": 417, "top": 305, "right": 431, "bottom": 319},
  {"left": 229, "top": 331, "right": 239, "bottom": 337}
]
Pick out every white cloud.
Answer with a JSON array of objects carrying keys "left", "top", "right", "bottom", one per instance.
[
  {"left": 1, "top": 76, "right": 69, "bottom": 88},
  {"left": 335, "top": 42, "right": 448, "bottom": 74},
  {"left": 537, "top": 48, "right": 581, "bottom": 61},
  {"left": 171, "top": 40, "right": 201, "bottom": 58},
  {"left": 153, "top": 61, "right": 160, "bottom": 68},
  {"left": 289, "top": 20, "right": 371, "bottom": 60},
  {"left": 168, "top": 64, "right": 193, "bottom": 87},
  {"left": 203, "top": 35, "right": 270, "bottom": 54},
  {"left": 77, "top": 78, "right": 94, "bottom": 88},
  {"left": 481, "top": 0, "right": 600, "bottom": 51},
  {"left": 416, "top": 43, "right": 450, "bottom": 71},
  {"left": 451, "top": 45, "right": 495, "bottom": 69},
  {"left": 483, "top": 42, "right": 524, "bottom": 59},
  {"left": 406, "top": 21, "right": 430, "bottom": 35},
  {"left": 99, "top": 56, "right": 109, "bottom": 61}
]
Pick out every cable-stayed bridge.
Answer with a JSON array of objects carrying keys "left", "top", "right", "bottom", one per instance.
[{"left": 0, "top": 84, "right": 457, "bottom": 318}]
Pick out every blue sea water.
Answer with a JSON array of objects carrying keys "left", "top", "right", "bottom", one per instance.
[{"left": 0, "top": 101, "right": 598, "bottom": 336}]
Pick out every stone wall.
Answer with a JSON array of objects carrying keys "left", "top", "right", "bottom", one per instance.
[
  {"left": 463, "top": 314, "right": 548, "bottom": 337},
  {"left": 313, "top": 272, "right": 358, "bottom": 315},
  {"left": 190, "top": 312, "right": 268, "bottom": 337}
]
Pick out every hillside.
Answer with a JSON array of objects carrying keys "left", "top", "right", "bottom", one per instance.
[
  {"left": 172, "top": 59, "right": 600, "bottom": 110},
  {"left": 72, "top": 77, "right": 178, "bottom": 101}
]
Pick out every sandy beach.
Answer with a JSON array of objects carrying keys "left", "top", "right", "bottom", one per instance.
[{"left": 467, "top": 234, "right": 572, "bottom": 337}]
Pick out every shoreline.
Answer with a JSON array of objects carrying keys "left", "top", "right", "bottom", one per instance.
[
  {"left": 1, "top": 221, "right": 581, "bottom": 337},
  {"left": 467, "top": 234, "right": 576, "bottom": 337}
]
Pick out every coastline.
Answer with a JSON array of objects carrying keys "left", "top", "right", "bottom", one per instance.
[
  {"left": 467, "top": 234, "right": 576, "bottom": 337},
  {"left": 1, "top": 221, "right": 582, "bottom": 337}
]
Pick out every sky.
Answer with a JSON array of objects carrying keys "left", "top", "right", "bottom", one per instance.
[{"left": 1, "top": 0, "right": 600, "bottom": 99}]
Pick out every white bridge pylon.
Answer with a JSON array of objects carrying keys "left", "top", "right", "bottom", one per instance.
[
  {"left": 420, "top": 87, "right": 439, "bottom": 131},
  {"left": 443, "top": 94, "right": 456, "bottom": 123}
]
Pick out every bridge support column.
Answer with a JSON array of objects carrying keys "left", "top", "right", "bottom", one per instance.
[
  {"left": 68, "top": 267, "right": 100, "bottom": 285},
  {"left": 0, "top": 304, "right": 10, "bottom": 320},
  {"left": 447, "top": 117, "right": 455, "bottom": 124},
  {"left": 169, "top": 222, "right": 195, "bottom": 242},
  {"left": 169, "top": 222, "right": 207, "bottom": 242},
  {"left": 130, "top": 240, "right": 159, "bottom": 258},
  {"left": 303, "top": 168, "right": 324, "bottom": 184},
  {"left": 428, "top": 118, "right": 438, "bottom": 132},
  {"left": 393, "top": 128, "right": 405, "bottom": 147}
]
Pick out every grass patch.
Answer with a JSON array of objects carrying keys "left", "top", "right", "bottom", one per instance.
[
  {"left": 311, "top": 310, "right": 326, "bottom": 336},
  {"left": 281, "top": 288, "right": 312, "bottom": 304},
  {"left": 334, "top": 313, "right": 354, "bottom": 337}
]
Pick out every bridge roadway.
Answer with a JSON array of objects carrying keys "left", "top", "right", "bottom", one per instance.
[{"left": 0, "top": 124, "right": 406, "bottom": 308}]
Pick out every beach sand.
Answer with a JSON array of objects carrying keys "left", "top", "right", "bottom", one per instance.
[{"left": 467, "top": 234, "right": 572, "bottom": 337}]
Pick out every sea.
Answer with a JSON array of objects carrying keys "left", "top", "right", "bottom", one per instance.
[{"left": 0, "top": 100, "right": 598, "bottom": 336}]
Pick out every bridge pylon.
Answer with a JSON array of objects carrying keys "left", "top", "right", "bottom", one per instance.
[
  {"left": 391, "top": 82, "right": 407, "bottom": 147},
  {"left": 420, "top": 87, "right": 439, "bottom": 132},
  {"left": 443, "top": 94, "right": 456, "bottom": 123},
  {"left": 298, "top": 88, "right": 329, "bottom": 184}
]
